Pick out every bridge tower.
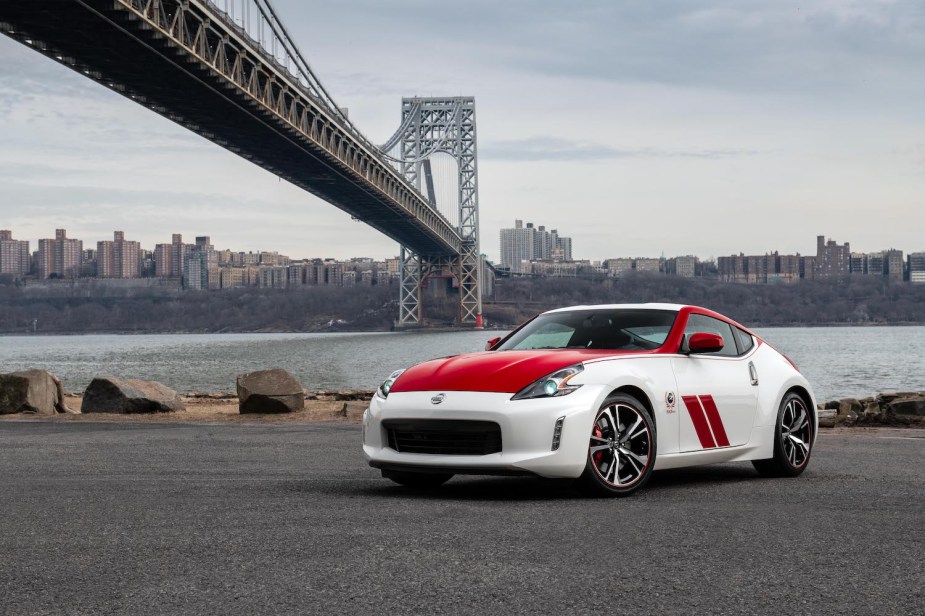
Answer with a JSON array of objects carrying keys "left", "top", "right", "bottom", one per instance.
[{"left": 385, "top": 97, "right": 482, "bottom": 327}]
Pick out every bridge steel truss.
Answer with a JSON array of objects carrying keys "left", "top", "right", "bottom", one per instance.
[
  {"left": 390, "top": 97, "right": 482, "bottom": 326},
  {"left": 0, "top": 0, "right": 473, "bottom": 287}
]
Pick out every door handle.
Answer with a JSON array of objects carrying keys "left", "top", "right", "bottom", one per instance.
[{"left": 748, "top": 361, "right": 759, "bottom": 386}]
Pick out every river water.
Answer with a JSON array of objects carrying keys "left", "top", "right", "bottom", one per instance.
[{"left": 0, "top": 327, "right": 922, "bottom": 402}]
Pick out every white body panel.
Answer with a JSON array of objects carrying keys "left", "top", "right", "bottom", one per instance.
[
  {"left": 363, "top": 306, "right": 819, "bottom": 481},
  {"left": 364, "top": 346, "right": 817, "bottom": 479},
  {"left": 671, "top": 350, "right": 758, "bottom": 450}
]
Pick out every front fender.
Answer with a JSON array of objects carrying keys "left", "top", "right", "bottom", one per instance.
[{"left": 575, "top": 357, "right": 680, "bottom": 455}]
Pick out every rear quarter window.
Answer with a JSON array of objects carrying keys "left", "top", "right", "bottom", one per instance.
[{"left": 735, "top": 327, "right": 755, "bottom": 354}]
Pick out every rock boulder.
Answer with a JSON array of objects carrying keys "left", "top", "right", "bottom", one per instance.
[
  {"left": 834, "top": 398, "right": 862, "bottom": 426},
  {"left": 81, "top": 377, "right": 185, "bottom": 413},
  {"left": 887, "top": 397, "right": 925, "bottom": 416},
  {"left": 236, "top": 369, "right": 304, "bottom": 414},
  {"left": 0, "top": 369, "right": 73, "bottom": 414}
]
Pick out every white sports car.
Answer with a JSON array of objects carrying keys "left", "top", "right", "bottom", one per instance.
[{"left": 363, "top": 304, "right": 817, "bottom": 496}]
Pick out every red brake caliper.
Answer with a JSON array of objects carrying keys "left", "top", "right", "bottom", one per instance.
[{"left": 592, "top": 424, "right": 604, "bottom": 465}]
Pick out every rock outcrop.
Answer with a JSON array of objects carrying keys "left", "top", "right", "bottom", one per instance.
[
  {"left": 236, "top": 368, "right": 304, "bottom": 414},
  {"left": 0, "top": 369, "right": 74, "bottom": 414},
  {"left": 820, "top": 391, "right": 925, "bottom": 427},
  {"left": 81, "top": 377, "right": 185, "bottom": 413}
]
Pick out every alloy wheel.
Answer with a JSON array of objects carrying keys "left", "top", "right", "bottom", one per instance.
[
  {"left": 589, "top": 403, "right": 652, "bottom": 487},
  {"left": 780, "top": 397, "right": 811, "bottom": 468}
]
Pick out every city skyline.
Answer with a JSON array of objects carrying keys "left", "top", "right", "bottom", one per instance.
[
  {"left": 1, "top": 1, "right": 924, "bottom": 262},
  {"left": 3, "top": 225, "right": 923, "bottom": 270},
  {"left": 3, "top": 225, "right": 924, "bottom": 286}
]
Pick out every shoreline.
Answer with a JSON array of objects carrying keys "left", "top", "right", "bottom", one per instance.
[
  {"left": 2, "top": 322, "right": 925, "bottom": 337},
  {"left": 2, "top": 390, "right": 922, "bottom": 428}
]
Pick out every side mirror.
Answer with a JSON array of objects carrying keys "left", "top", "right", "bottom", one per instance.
[
  {"left": 687, "top": 332, "right": 724, "bottom": 354},
  {"left": 485, "top": 336, "right": 501, "bottom": 351}
]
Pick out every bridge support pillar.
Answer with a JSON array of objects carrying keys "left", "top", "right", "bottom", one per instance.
[
  {"left": 398, "top": 247, "right": 423, "bottom": 327},
  {"left": 458, "top": 241, "right": 482, "bottom": 326},
  {"left": 387, "top": 96, "right": 483, "bottom": 328},
  {"left": 397, "top": 247, "right": 483, "bottom": 329}
]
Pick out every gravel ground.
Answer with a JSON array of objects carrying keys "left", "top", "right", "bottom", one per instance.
[
  {"left": 0, "top": 395, "right": 368, "bottom": 424},
  {"left": 0, "top": 422, "right": 922, "bottom": 615}
]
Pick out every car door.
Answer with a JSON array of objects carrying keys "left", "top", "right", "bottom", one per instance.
[{"left": 671, "top": 313, "right": 758, "bottom": 451}]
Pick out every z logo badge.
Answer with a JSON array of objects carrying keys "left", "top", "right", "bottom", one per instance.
[
  {"left": 431, "top": 393, "right": 446, "bottom": 405},
  {"left": 665, "top": 392, "right": 676, "bottom": 413}
]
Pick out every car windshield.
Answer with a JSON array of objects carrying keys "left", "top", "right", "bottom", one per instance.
[{"left": 496, "top": 309, "right": 678, "bottom": 352}]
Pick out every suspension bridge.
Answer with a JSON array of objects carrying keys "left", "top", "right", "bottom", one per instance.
[{"left": 0, "top": 0, "right": 482, "bottom": 326}]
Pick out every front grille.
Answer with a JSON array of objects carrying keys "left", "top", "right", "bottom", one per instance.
[{"left": 384, "top": 419, "right": 502, "bottom": 456}]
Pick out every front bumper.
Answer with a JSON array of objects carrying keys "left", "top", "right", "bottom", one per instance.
[{"left": 362, "top": 387, "right": 605, "bottom": 479}]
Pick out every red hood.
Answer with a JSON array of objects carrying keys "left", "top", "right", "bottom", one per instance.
[{"left": 390, "top": 349, "right": 632, "bottom": 394}]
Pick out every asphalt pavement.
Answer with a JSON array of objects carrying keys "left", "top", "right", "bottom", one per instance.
[{"left": 0, "top": 421, "right": 922, "bottom": 616}]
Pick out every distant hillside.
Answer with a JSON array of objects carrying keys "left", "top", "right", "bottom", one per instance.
[
  {"left": 1, "top": 274, "right": 923, "bottom": 334},
  {"left": 0, "top": 285, "right": 398, "bottom": 334},
  {"left": 483, "top": 275, "right": 925, "bottom": 328}
]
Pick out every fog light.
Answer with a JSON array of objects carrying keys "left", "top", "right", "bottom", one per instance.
[{"left": 551, "top": 416, "right": 565, "bottom": 451}]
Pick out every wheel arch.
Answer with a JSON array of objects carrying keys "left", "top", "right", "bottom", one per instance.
[
  {"left": 606, "top": 385, "right": 655, "bottom": 423},
  {"left": 784, "top": 385, "right": 817, "bottom": 443}
]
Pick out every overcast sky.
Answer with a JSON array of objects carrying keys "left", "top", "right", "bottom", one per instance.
[{"left": 1, "top": 0, "right": 923, "bottom": 262}]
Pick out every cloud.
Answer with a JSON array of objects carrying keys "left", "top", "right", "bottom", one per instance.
[
  {"left": 1, "top": 1, "right": 923, "bottom": 263},
  {"left": 482, "top": 136, "right": 759, "bottom": 162},
  {"left": 284, "top": 1, "right": 925, "bottom": 102}
]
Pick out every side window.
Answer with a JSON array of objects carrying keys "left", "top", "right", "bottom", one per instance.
[
  {"left": 735, "top": 327, "right": 754, "bottom": 354},
  {"left": 684, "top": 314, "right": 739, "bottom": 357}
]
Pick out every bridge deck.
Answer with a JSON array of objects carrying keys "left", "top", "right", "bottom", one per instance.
[{"left": 0, "top": 0, "right": 458, "bottom": 256}]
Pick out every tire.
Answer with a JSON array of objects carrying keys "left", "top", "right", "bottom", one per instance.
[
  {"left": 753, "top": 392, "right": 813, "bottom": 478},
  {"left": 577, "top": 393, "right": 656, "bottom": 497},
  {"left": 382, "top": 469, "right": 453, "bottom": 489}
]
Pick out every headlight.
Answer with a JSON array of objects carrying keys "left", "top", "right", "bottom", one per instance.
[
  {"left": 511, "top": 364, "right": 584, "bottom": 401},
  {"left": 376, "top": 369, "right": 405, "bottom": 400}
]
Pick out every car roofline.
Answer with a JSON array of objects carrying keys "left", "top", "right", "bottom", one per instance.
[{"left": 542, "top": 303, "right": 687, "bottom": 314}]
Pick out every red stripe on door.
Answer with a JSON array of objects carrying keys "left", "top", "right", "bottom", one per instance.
[
  {"left": 682, "top": 395, "right": 716, "bottom": 449},
  {"left": 699, "top": 395, "right": 730, "bottom": 447}
]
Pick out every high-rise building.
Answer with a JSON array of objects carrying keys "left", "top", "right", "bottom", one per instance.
[
  {"left": 815, "top": 236, "right": 850, "bottom": 278},
  {"left": 605, "top": 258, "right": 634, "bottom": 277},
  {"left": 867, "top": 252, "right": 884, "bottom": 276},
  {"left": 534, "top": 225, "right": 551, "bottom": 261},
  {"left": 499, "top": 220, "right": 536, "bottom": 273},
  {"left": 54, "top": 229, "right": 82, "bottom": 278},
  {"left": 554, "top": 233, "right": 572, "bottom": 261},
  {"left": 908, "top": 252, "right": 925, "bottom": 283},
  {"left": 0, "top": 230, "right": 30, "bottom": 277},
  {"left": 718, "top": 254, "right": 748, "bottom": 282},
  {"left": 155, "top": 233, "right": 187, "bottom": 278},
  {"left": 884, "top": 249, "right": 904, "bottom": 282},
  {"left": 745, "top": 255, "right": 769, "bottom": 283},
  {"left": 183, "top": 239, "right": 218, "bottom": 290},
  {"left": 671, "top": 255, "right": 696, "bottom": 278},
  {"left": 800, "top": 256, "right": 816, "bottom": 280},
  {"left": 97, "top": 231, "right": 141, "bottom": 278},
  {"left": 719, "top": 252, "right": 799, "bottom": 283},
  {"left": 634, "top": 258, "right": 660, "bottom": 273},
  {"left": 775, "top": 254, "right": 801, "bottom": 283},
  {"left": 499, "top": 220, "right": 576, "bottom": 273},
  {"left": 849, "top": 252, "right": 867, "bottom": 275},
  {"left": 35, "top": 229, "right": 83, "bottom": 279},
  {"left": 220, "top": 267, "right": 246, "bottom": 289}
]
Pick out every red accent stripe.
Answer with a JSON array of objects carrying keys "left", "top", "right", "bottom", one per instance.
[
  {"left": 682, "top": 395, "right": 716, "bottom": 449},
  {"left": 699, "top": 395, "right": 730, "bottom": 447}
]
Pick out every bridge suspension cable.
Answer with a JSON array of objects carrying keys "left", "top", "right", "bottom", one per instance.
[{"left": 207, "top": 0, "right": 399, "bottom": 168}]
